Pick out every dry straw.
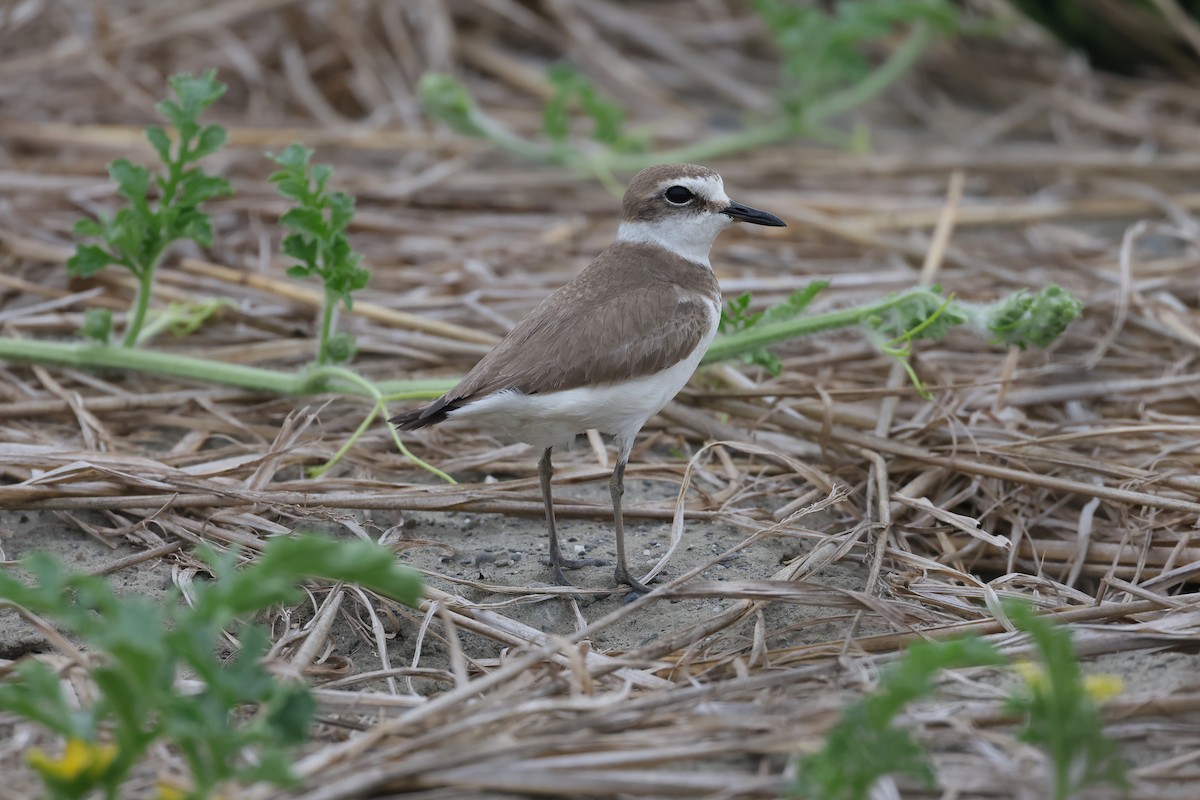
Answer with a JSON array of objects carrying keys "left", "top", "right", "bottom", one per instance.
[{"left": 2, "top": 1, "right": 1200, "bottom": 798}]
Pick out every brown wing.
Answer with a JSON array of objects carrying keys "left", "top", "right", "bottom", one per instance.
[{"left": 392, "top": 242, "right": 718, "bottom": 429}]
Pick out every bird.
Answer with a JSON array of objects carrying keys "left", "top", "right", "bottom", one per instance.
[{"left": 391, "top": 163, "right": 785, "bottom": 593}]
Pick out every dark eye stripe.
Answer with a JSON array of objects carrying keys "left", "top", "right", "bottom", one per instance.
[{"left": 664, "top": 186, "right": 694, "bottom": 205}]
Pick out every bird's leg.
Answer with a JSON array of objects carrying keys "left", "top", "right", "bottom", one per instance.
[
  {"left": 540, "top": 447, "right": 604, "bottom": 585},
  {"left": 610, "top": 457, "right": 652, "bottom": 594}
]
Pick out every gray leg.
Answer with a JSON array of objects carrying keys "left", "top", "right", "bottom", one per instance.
[
  {"left": 609, "top": 457, "right": 652, "bottom": 594},
  {"left": 540, "top": 447, "right": 604, "bottom": 585}
]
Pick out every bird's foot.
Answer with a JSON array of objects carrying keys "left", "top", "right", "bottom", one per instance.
[
  {"left": 543, "top": 555, "right": 606, "bottom": 587},
  {"left": 541, "top": 554, "right": 606, "bottom": 572},
  {"left": 613, "top": 565, "right": 653, "bottom": 597}
]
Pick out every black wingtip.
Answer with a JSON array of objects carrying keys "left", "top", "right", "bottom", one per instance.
[
  {"left": 389, "top": 399, "right": 454, "bottom": 430},
  {"left": 388, "top": 408, "right": 426, "bottom": 429}
]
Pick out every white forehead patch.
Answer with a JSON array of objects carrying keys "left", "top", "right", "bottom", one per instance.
[{"left": 659, "top": 174, "right": 730, "bottom": 207}]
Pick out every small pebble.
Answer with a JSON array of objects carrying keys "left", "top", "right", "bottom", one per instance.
[{"left": 573, "top": 545, "right": 586, "bottom": 554}]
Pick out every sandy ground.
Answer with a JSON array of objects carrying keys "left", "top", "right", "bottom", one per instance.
[
  {"left": 6, "top": 449, "right": 1200, "bottom": 800},
  {"left": 0, "top": 448, "right": 864, "bottom": 682}
]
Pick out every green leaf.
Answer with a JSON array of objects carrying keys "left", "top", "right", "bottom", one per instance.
[
  {"left": 174, "top": 209, "right": 215, "bottom": 248},
  {"left": 870, "top": 285, "right": 969, "bottom": 342},
  {"left": 754, "top": 0, "right": 959, "bottom": 118},
  {"left": 268, "top": 142, "right": 313, "bottom": 172},
  {"left": 542, "top": 65, "right": 631, "bottom": 148},
  {"left": 0, "top": 661, "right": 92, "bottom": 739},
  {"left": 175, "top": 170, "right": 232, "bottom": 207},
  {"left": 155, "top": 99, "right": 190, "bottom": 135},
  {"left": 108, "top": 208, "right": 152, "bottom": 269},
  {"left": 271, "top": 146, "right": 369, "bottom": 365},
  {"left": 328, "top": 192, "right": 355, "bottom": 234},
  {"left": 1003, "top": 602, "right": 1128, "bottom": 799},
  {"left": 279, "top": 207, "right": 328, "bottom": 240},
  {"left": 67, "top": 245, "right": 115, "bottom": 278},
  {"left": 82, "top": 308, "right": 113, "bottom": 343},
  {"left": 253, "top": 534, "right": 423, "bottom": 606},
  {"left": 311, "top": 164, "right": 331, "bottom": 196},
  {"left": 542, "top": 65, "right": 579, "bottom": 142},
  {"left": 169, "top": 69, "right": 227, "bottom": 119},
  {"left": 145, "top": 125, "right": 172, "bottom": 163},
  {"left": 108, "top": 159, "right": 151, "bottom": 206},
  {"left": 0, "top": 534, "right": 418, "bottom": 799},
  {"left": 72, "top": 217, "right": 105, "bottom": 239},
  {"left": 719, "top": 291, "right": 759, "bottom": 333},
  {"left": 282, "top": 236, "right": 319, "bottom": 270},
  {"left": 717, "top": 283, "right": 829, "bottom": 376},
  {"left": 70, "top": 72, "right": 231, "bottom": 349},
  {"left": 794, "top": 635, "right": 1003, "bottom": 800},
  {"left": 419, "top": 73, "right": 488, "bottom": 137},
  {"left": 759, "top": 281, "right": 829, "bottom": 326},
  {"left": 192, "top": 124, "right": 227, "bottom": 160},
  {"left": 985, "top": 285, "right": 1083, "bottom": 350}
]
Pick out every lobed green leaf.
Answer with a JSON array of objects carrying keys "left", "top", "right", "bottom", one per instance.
[
  {"left": 268, "top": 142, "right": 313, "bottom": 173},
  {"left": 67, "top": 244, "right": 115, "bottom": 278},
  {"left": 419, "top": 72, "right": 488, "bottom": 137},
  {"left": 108, "top": 159, "right": 151, "bottom": 207},
  {"left": 175, "top": 170, "right": 233, "bottom": 208},
  {"left": 279, "top": 207, "right": 329, "bottom": 240},
  {"left": 793, "top": 635, "right": 1003, "bottom": 800},
  {"left": 192, "top": 124, "right": 228, "bottom": 160},
  {"left": 985, "top": 285, "right": 1083, "bottom": 350},
  {"left": 145, "top": 125, "right": 172, "bottom": 163}
]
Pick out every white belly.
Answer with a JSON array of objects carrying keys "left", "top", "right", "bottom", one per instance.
[{"left": 449, "top": 302, "right": 720, "bottom": 454}]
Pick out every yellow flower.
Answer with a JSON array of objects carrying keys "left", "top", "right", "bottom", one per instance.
[
  {"left": 1011, "top": 660, "right": 1124, "bottom": 704},
  {"left": 27, "top": 737, "right": 117, "bottom": 784},
  {"left": 1012, "top": 659, "right": 1047, "bottom": 691},
  {"left": 155, "top": 780, "right": 188, "bottom": 800},
  {"left": 1083, "top": 673, "right": 1125, "bottom": 703}
]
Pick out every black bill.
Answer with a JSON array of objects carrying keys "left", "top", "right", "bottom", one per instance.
[{"left": 723, "top": 200, "right": 786, "bottom": 227}]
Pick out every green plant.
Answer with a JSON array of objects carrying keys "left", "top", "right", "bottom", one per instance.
[
  {"left": 0, "top": 62, "right": 1084, "bottom": 478},
  {"left": 0, "top": 534, "right": 422, "bottom": 800},
  {"left": 756, "top": 0, "right": 958, "bottom": 124},
  {"left": 68, "top": 70, "right": 233, "bottom": 347},
  {"left": 1004, "top": 602, "right": 1128, "bottom": 800},
  {"left": 419, "top": 0, "right": 962, "bottom": 177},
  {"left": 978, "top": 286, "right": 1085, "bottom": 349},
  {"left": 707, "top": 283, "right": 1082, "bottom": 396},
  {"left": 719, "top": 282, "right": 829, "bottom": 375},
  {"left": 794, "top": 636, "right": 1004, "bottom": 800},
  {"left": 791, "top": 605, "right": 1126, "bottom": 800},
  {"left": 268, "top": 144, "right": 370, "bottom": 365},
  {"left": 542, "top": 65, "right": 646, "bottom": 155},
  {"left": 0, "top": 282, "right": 1081, "bottom": 404}
]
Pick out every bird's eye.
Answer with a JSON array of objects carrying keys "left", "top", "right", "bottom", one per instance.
[{"left": 664, "top": 186, "right": 694, "bottom": 205}]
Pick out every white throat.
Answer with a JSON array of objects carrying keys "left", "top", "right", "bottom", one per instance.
[{"left": 617, "top": 215, "right": 731, "bottom": 268}]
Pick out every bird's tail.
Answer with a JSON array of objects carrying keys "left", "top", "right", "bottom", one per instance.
[{"left": 388, "top": 399, "right": 453, "bottom": 430}]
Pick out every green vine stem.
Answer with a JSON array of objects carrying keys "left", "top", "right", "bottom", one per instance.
[
  {"left": 701, "top": 287, "right": 932, "bottom": 365},
  {"left": 0, "top": 280, "right": 1075, "bottom": 481},
  {"left": 0, "top": 286, "right": 971, "bottom": 400},
  {"left": 304, "top": 366, "right": 455, "bottom": 483}
]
